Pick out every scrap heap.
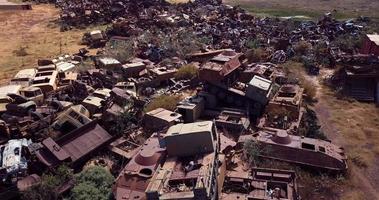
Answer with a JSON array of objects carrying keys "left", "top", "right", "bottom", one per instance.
[{"left": 2, "top": 0, "right": 378, "bottom": 199}]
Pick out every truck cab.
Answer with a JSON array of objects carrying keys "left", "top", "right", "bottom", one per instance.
[
  {"left": 10, "top": 68, "right": 37, "bottom": 87},
  {"left": 20, "top": 86, "right": 44, "bottom": 106},
  {"left": 0, "top": 85, "right": 22, "bottom": 114}
]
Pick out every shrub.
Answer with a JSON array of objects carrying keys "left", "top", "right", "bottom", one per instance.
[
  {"left": 350, "top": 153, "right": 368, "bottom": 168},
  {"left": 245, "top": 38, "right": 260, "bottom": 49},
  {"left": 298, "top": 107, "right": 327, "bottom": 140},
  {"left": 103, "top": 39, "right": 135, "bottom": 63},
  {"left": 245, "top": 48, "right": 265, "bottom": 62},
  {"left": 110, "top": 110, "right": 136, "bottom": 135},
  {"left": 243, "top": 140, "right": 262, "bottom": 166},
  {"left": 144, "top": 95, "right": 181, "bottom": 112},
  {"left": 71, "top": 166, "right": 114, "bottom": 200},
  {"left": 22, "top": 165, "right": 73, "bottom": 200},
  {"left": 13, "top": 46, "right": 28, "bottom": 57},
  {"left": 302, "top": 80, "right": 317, "bottom": 102},
  {"left": 294, "top": 41, "right": 312, "bottom": 56},
  {"left": 175, "top": 64, "right": 198, "bottom": 80},
  {"left": 333, "top": 33, "right": 364, "bottom": 53}
]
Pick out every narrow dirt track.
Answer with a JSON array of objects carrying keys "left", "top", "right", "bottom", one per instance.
[{"left": 310, "top": 69, "right": 379, "bottom": 200}]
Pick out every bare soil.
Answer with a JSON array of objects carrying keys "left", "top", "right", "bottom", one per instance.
[
  {"left": 0, "top": 4, "right": 95, "bottom": 84},
  {"left": 310, "top": 69, "right": 379, "bottom": 200}
]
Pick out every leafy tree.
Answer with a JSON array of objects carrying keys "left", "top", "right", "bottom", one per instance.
[
  {"left": 22, "top": 165, "right": 73, "bottom": 200},
  {"left": 71, "top": 166, "right": 114, "bottom": 200},
  {"left": 243, "top": 140, "right": 263, "bottom": 166}
]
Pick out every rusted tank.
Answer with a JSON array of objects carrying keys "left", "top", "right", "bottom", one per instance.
[
  {"left": 113, "top": 134, "right": 166, "bottom": 200},
  {"left": 239, "top": 129, "right": 348, "bottom": 172}
]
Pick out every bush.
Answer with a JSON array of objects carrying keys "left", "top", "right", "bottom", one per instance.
[
  {"left": 71, "top": 166, "right": 114, "bottom": 200},
  {"left": 298, "top": 107, "right": 327, "bottom": 140},
  {"left": 22, "top": 165, "right": 73, "bottom": 200},
  {"left": 175, "top": 64, "right": 198, "bottom": 80},
  {"left": 350, "top": 153, "right": 368, "bottom": 168},
  {"left": 245, "top": 38, "right": 260, "bottom": 49},
  {"left": 110, "top": 110, "right": 135, "bottom": 135},
  {"left": 294, "top": 41, "right": 312, "bottom": 56},
  {"left": 333, "top": 33, "right": 364, "bottom": 53},
  {"left": 144, "top": 95, "right": 181, "bottom": 112},
  {"left": 13, "top": 46, "right": 28, "bottom": 57},
  {"left": 243, "top": 140, "right": 267, "bottom": 166},
  {"left": 245, "top": 48, "right": 265, "bottom": 62},
  {"left": 302, "top": 80, "right": 317, "bottom": 102},
  {"left": 103, "top": 39, "right": 135, "bottom": 63}
]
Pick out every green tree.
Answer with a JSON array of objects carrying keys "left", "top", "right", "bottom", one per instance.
[
  {"left": 71, "top": 166, "right": 114, "bottom": 200},
  {"left": 243, "top": 140, "right": 262, "bottom": 166},
  {"left": 22, "top": 165, "right": 73, "bottom": 200}
]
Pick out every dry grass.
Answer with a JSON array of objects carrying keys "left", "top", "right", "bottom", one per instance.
[
  {"left": 175, "top": 64, "right": 198, "bottom": 80},
  {"left": 0, "top": 4, "right": 102, "bottom": 84},
  {"left": 317, "top": 85, "right": 379, "bottom": 199},
  {"left": 282, "top": 61, "right": 317, "bottom": 102},
  {"left": 225, "top": 0, "right": 379, "bottom": 19},
  {"left": 320, "top": 87, "right": 379, "bottom": 165},
  {"left": 144, "top": 95, "right": 182, "bottom": 112}
]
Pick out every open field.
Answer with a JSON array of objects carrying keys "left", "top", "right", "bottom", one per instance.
[
  {"left": 285, "top": 61, "right": 379, "bottom": 199},
  {"left": 224, "top": 0, "right": 379, "bottom": 19},
  {"left": 316, "top": 85, "right": 379, "bottom": 200},
  {"left": 0, "top": 4, "right": 101, "bottom": 84}
]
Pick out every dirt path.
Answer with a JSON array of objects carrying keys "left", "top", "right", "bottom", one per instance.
[{"left": 308, "top": 69, "right": 379, "bottom": 200}]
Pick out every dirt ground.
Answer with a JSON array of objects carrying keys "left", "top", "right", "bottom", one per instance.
[
  {"left": 0, "top": 4, "right": 98, "bottom": 84},
  {"left": 299, "top": 68, "right": 379, "bottom": 200}
]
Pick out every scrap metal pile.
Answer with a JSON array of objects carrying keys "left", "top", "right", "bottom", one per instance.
[
  {"left": 1, "top": 0, "right": 378, "bottom": 199},
  {"left": 56, "top": 0, "right": 367, "bottom": 58}
]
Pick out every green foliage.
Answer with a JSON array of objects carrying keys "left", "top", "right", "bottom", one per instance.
[
  {"left": 333, "top": 33, "right": 364, "bottom": 52},
  {"left": 110, "top": 106, "right": 135, "bottom": 135},
  {"left": 245, "top": 48, "right": 265, "bottom": 62},
  {"left": 71, "top": 166, "right": 114, "bottom": 200},
  {"left": 243, "top": 140, "right": 263, "bottom": 166},
  {"left": 294, "top": 41, "right": 312, "bottom": 56},
  {"left": 134, "top": 29, "right": 203, "bottom": 60},
  {"left": 298, "top": 107, "right": 327, "bottom": 140},
  {"left": 175, "top": 64, "right": 198, "bottom": 80},
  {"left": 103, "top": 39, "right": 135, "bottom": 63},
  {"left": 144, "top": 95, "right": 181, "bottom": 112},
  {"left": 245, "top": 38, "right": 260, "bottom": 49},
  {"left": 22, "top": 165, "right": 73, "bottom": 200}
]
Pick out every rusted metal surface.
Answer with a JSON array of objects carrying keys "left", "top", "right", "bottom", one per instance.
[
  {"left": 221, "top": 167, "right": 299, "bottom": 200},
  {"left": 113, "top": 134, "right": 165, "bottom": 200},
  {"left": 36, "top": 121, "right": 112, "bottom": 167},
  {"left": 239, "top": 130, "right": 348, "bottom": 171}
]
